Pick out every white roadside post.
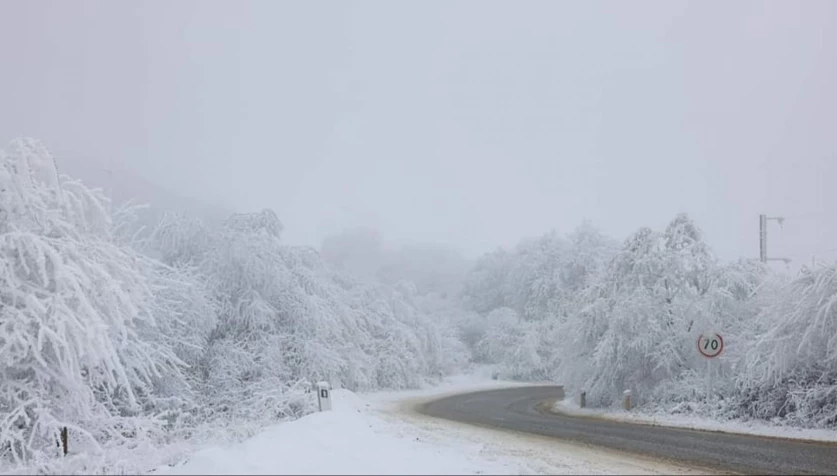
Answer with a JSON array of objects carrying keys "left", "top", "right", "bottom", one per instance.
[
  {"left": 316, "top": 381, "right": 332, "bottom": 412},
  {"left": 623, "top": 389, "right": 632, "bottom": 411},
  {"left": 697, "top": 332, "right": 724, "bottom": 400}
]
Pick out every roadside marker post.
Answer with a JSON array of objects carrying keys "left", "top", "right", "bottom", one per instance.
[{"left": 316, "top": 381, "right": 332, "bottom": 411}]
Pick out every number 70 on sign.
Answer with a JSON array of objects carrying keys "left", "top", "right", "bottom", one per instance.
[{"left": 697, "top": 333, "right": 723, "bottom": 358}]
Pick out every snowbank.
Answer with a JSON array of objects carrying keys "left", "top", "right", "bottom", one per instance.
[
  {"left": 552, "top": 399, "right": 837, "bottom": 443},
  {"left": 154, "top": 388, "right": 517, "bottom": 475}
]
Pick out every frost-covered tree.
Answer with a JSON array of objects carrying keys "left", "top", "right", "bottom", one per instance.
[
  {"left": 737, "top": 263, "right": 837, "bottom": 427},
  {"left": 475, "top": 308, "right": 550, "bottom": 380},
  {"left": 461, "top": 248, "right": 513, "bottom": 314},
  {"left": 506, "top": 231, "right": 569, "bottom": 321},
  {"left": 561, "top": 221, "right": 619, "bottom": 294},
  {"left": 461, "top": 210, "right": 836, "bottom": 429},
  {"left": 572, "top": 215, "right": 719, "bottom": 405},
  {"left": 460, "top": 224, "right": 617, "bottom": 373},
  {"left": 0, "top": 139, "right": 203, "bottom": 465},
  {"left": 150, "top": 207, "right": 468, "bottom": 424}
]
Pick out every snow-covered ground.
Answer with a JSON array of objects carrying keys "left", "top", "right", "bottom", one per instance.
[
  {"left": 154, "top": 387, "right": 513, "bottom": 475},
  {"left": 153, "top": 375, "right": 710, "bottom": 475},
  {"left": 552, "top": 398, "right": 837, "bottom": 443}
]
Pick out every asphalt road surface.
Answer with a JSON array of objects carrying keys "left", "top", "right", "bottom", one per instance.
[{"left": 418, "top": 386, "right": 837, "bottom": 475}]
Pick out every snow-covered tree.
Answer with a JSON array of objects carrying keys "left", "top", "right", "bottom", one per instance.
[
  {"left": 507, "top": 231, "right": 569, "bottom": 321},
  {"left": 737, "top": 263, "right": 837, "bottom": 427},
  {"left": 573, "top": 215, "right": 719, "bottom": 405},
  {"left": 0, "top": 139, "right": 199, "bottom": 464},
  {"left": 461, "top": 248, "right": 513, "bottom": 314},
  {"left": 150, "top": 207, "right": 469, "bottom": 424},
  {"left": 561, "top": 221, "right": 619, "bottom": 294}
]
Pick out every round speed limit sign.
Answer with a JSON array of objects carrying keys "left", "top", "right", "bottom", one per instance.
[{"left": 697, "top": 333, "right": 724, "bottom": 358}]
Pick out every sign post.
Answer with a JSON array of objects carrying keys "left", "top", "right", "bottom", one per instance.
[
  {"left": 316, "top": 381, "right": 332, "bottom": 412},
  {"left": 697, "top": 333, "right": 723, "bottom": 400}
]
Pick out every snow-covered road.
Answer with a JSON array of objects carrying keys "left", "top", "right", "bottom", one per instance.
[{"left": 154, "top": 376, "right": 710, "bottom": 475}]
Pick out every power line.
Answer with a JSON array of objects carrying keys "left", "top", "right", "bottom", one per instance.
[{"left": 781, "top": 211, "right": 837, "bottom": 220}]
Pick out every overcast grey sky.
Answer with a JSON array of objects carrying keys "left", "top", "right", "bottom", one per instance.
[{"left": 1, "top": 0, "right": 835, "bottom": 265}]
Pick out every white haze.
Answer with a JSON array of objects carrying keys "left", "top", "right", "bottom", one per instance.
[
  {"left": 2, "top": 2, "right": 837, "bottom": 474},
  {"left": 1, "top": 0, "right": 836, "bottom": 267}
]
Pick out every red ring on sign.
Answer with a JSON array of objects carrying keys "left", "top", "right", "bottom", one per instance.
[{"left": 697, "top": 333, "right": 724, "bottom": 358}]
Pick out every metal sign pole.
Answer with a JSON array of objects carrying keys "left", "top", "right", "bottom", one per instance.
[
  {"left": 698, "top": 332, "right": 723, "bottom": 401},
  {"left": 706, "top": 359, "right": 712, "bottom": 400}
]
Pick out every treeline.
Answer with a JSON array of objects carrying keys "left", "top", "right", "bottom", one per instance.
[
  {"left": 0, "top": 139, "right": 467, "bottom": 470},
  {"left": 460, "top": 215, "right": 837, "bottom": 429}
]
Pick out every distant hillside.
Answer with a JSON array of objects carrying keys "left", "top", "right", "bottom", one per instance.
[{"left": 56, "top": 154, "right": 232, "bottom": 229}]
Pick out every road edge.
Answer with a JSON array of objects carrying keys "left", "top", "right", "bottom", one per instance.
[
  {"left": 411, "top": 386, "right": 730, "bottom": 475},
  {"left": 383, "top": 385, "right": 664, "bottom": 473},
  {"left": 542, "top": 398, "right": 837, "bottom": 448}
]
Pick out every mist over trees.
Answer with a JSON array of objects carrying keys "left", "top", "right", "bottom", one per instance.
[
  {"left": 2, "top": 139, "right": 835, "bottom": 473},
  {"left": 56, "top": 151, "right": 233, "bottom": 234},
  {"left": 320, "top": 228, "right": 473, "bottom": 298}
]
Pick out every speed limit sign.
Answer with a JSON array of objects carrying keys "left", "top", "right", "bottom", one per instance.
[{"left": 697, "top": 333, "right": 724, "bottom": 358}]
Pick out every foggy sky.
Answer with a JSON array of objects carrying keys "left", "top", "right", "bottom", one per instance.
[{"left": 1, "top": 0, "right": 835, "bottom": 266}]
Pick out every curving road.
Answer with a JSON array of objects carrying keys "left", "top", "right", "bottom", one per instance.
[{"left": 418, "top": 386, "right": 837, "bottom": 475}]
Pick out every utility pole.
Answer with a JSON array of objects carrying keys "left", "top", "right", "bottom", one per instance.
[
  {"left": 759, "top": 214, "right": 791, "bottom": 264},
  {"left": 104, "top": 166, "right": 114, "bottom": 214},
  {"left": 759, "top": 214, "right": 767, "bottom": 262}
]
